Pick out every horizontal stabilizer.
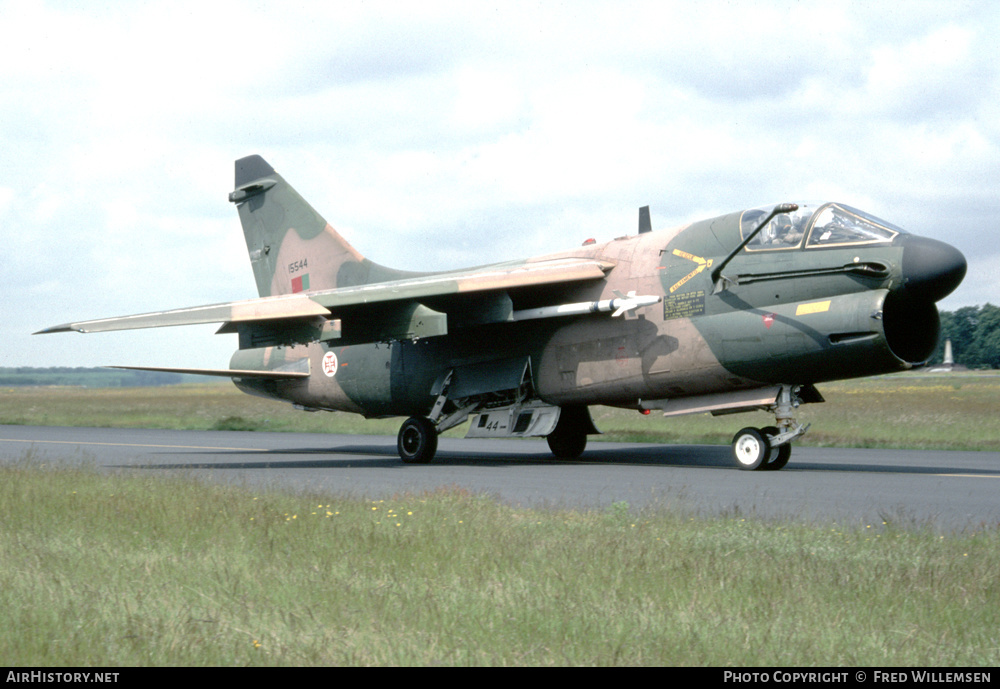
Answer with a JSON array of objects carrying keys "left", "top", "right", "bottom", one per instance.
[{"left": 108, "top": 365, "right": 310, "bottom": 379}]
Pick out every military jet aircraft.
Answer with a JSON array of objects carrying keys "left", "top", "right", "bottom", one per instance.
[{"left": 38, "top": 155, "right": 967, "bottom": 470}]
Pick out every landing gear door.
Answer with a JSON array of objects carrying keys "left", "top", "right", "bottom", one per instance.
[{"left": 465, "top": 401, "right": 562, "bottom": 439}]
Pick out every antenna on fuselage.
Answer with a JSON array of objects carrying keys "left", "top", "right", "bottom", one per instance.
[
  {"left": 711, "top": 202, "right": 799, "bottom": 293},
  {"left": 638, "top": 206, "right": 651, "bottom": 234}
]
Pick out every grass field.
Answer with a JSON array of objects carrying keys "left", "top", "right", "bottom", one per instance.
[
  {"left": 2, "top": 459, "right": 997, "bottom": 666},
  {"left": 3, "top": 371, "right": 999, "bottom": 450},
  {"left": 3, "top": 374, "right": 999, "bottom": 666}
]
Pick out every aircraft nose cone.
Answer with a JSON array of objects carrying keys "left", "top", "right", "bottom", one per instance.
[{"left": 899, "top": 235, "right": 967, "bottom": 302}]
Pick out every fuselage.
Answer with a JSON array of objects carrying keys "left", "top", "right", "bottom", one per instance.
[{"left": 232, "top": 201, "right": 966, "bottom": 417}]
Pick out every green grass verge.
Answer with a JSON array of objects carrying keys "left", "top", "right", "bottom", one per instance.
[
  {"left": 2, "top": 458, "right": 997, "bottom": 666},
  {"left": 3, "top": 372, "right": 999, "bottom": 450}
]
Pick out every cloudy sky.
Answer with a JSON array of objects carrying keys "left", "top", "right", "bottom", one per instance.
[{"left": 3, "top": 0, "right": 998, "bottom": 369}]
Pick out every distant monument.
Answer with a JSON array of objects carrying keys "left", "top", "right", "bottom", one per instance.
[{"left": 927, "top": 338, "right": 964, "bottom": 372}]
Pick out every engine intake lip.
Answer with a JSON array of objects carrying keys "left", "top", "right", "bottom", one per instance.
[{"left": 881, "top": 290, "right": 940, "bottom": 366}]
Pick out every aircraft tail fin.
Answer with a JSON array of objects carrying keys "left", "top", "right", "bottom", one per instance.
[{"left": 230, "top": 155, "right": 415, "bottom": 297}]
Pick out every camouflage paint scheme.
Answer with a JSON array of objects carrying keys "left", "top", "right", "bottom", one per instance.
[{"left": 38, "top": 156, "right": 967, "bottom": 469}]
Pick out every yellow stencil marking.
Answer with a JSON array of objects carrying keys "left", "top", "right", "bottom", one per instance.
[
  {"left": 795, "top": 300, "right": 831, "bottom": 316},
  {"left": 669, "top": 250, "right": 713, "bottom": 293}
]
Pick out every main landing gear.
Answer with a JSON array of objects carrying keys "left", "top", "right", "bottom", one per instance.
[
  {"left": 397, "top": 416, "right": 438, "bottom": 464},
  {"left": 545, "top": 406, "right": 593, "bottom": 460},
  {"left": 730, "top": 385, "right": 807, "bottom": 471},
  {"left": 396, "top": 404, "right": 598, "bottom": 464}
]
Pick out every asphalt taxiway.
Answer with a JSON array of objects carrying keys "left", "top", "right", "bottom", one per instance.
[{"left": 3, "top": 425, "right": 999, "bottom": 530}]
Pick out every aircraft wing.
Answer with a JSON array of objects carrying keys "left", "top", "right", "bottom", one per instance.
[
  {"left": 36, "top": 257, "right": 614, "bottom": 346},
  {"left": 35, "top": 292, "right": 331, "bottom": 334},
  {"left": 312, "top": 257, "right": 613, "bottom": 309}
]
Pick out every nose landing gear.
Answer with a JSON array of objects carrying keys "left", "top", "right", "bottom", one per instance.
[{"left": 730, "top": 385, "right": 808, "bottom": 471}]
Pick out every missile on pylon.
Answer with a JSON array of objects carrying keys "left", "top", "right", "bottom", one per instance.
[{"left": 511, "top": 292, "right": 661, "bottom": 322}]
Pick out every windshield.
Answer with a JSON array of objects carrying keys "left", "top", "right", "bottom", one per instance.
[
  {"left": 741, "top": 203, "right": 906, "bottom": 251},
  {"left": 806, "top": 204, "right": 904, "bottom": 247}
]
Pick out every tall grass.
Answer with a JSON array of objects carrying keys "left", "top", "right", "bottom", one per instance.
[{"left": 2, "top": 458, "right": 997, "bottom": 666}]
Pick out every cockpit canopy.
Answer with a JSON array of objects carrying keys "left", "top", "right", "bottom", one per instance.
[{"left": 740, "top": 203, "right": 906, "bottom": 251}]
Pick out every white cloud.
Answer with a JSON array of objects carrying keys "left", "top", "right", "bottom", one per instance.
[
  {"left": 0, "top": 187, "right": 13, "bottom": 215},
  {"left": 866, "top": 25, "right": 976, "bottom": 116},
  {"left": 2, "top": 0, "right": 999, "bottom": 367}
]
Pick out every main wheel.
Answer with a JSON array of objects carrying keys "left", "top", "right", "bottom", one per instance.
[
  {"left": 546, "top": 408, "right": 589, "bottom": 459},
  {"left": 547, "top": 428, "right": 587, "bottom": 459},
  {"left": 397, "top": 416, "right": 438, "bottom": 464},
  {"left": 732, "top": 427, "right": 770, "bottom": 471}
]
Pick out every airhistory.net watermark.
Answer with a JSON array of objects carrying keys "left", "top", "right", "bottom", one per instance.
[{"left": 6, "top": 673, "right": 119, "bottom": 683}]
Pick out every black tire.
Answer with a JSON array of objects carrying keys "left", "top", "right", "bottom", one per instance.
[
  {"left": 760, "top": 426, "right": 792, "bottom": 471},
  {"left": 732, "top": 427, "right": 770, "bottom": 471},
  {"left": 546, "top": 408, "right": 589, "bottom": 459},
  {"left": 397, "top": 417, "right": 438, "bottom": 464},
  {"left": 547, "top": 429, "right": 587, "bottom": 459},
  {"left": 765, "top": 444, "right": 792, "bottom": 471}
]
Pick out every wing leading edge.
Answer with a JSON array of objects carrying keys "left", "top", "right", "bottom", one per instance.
[{"left": 35, "top": 292, "right": 330, "bottom": 334}]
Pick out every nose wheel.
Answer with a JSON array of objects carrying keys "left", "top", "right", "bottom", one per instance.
[
  {"left": 731, "top": 426, "right": 793, "bottom": 471},
  {"left": 730, "top": 385, "right": 806, "bottom": 471},
  {"left": 760, "top": 426, "right": 792, "bottom": 470},
  {"left": 732, "top": 427, "right": 770, "bottom": 470}
]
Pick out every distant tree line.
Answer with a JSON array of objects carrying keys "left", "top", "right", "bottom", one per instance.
[
  {"left": 933, "top": 304, "right": 1000, "bottom": 369},
  {"left": 0, "top": 367, "right": 187, "bottom": 387}
]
